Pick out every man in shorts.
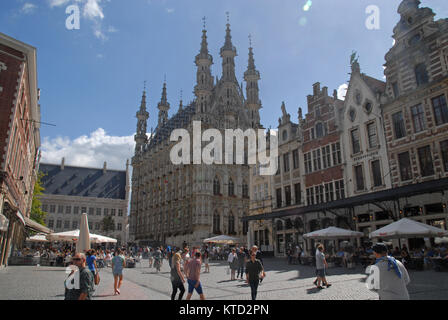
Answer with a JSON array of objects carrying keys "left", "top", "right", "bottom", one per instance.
[
  {"left": 315, "top": 244, "right": 331, "bottom": 289},
  {"left": 185, "top": 251, "right": 205, "bottom": 300}
]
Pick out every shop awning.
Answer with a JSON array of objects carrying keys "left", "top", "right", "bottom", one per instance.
[
  {"left": 24, "top": 217, "right": 51, "bottom": 234},
  {"left": 242, "top": 177, "right": 448, "bottom": 222}
]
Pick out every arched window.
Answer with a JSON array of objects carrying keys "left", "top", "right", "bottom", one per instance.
[
  {"left": 213, "top": 212, "right": 221, "bottom": 234},
  {"left": 213, "top": 176, "right": 221, "bottom": 195},
  {"left": 228, "top": 178, "right": 235, "bottom": 196},
  {"left": 415, "top": 63, "right": 429, "bottom": 86},
  {"left": 228, "top": 213, "right": 235, "bottom": 234}
]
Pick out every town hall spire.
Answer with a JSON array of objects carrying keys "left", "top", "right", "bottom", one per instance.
[
  {"left": 244, "top": 36, "right": 261, "bottom": 128},
  {"left": 157, "top": 81, "right": 170, "bottom": 127},
  {"left": 220, "top": 12, "right": 237, "bottom": 83},
  {"left": 194, "top": 17, "right": 213, "bottom": 114},
  {"left": 134, "top": 84, "right": 149, "bottom": 153}
]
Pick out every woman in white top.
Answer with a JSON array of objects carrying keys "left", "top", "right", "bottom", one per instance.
[
  {"left": 105, "top": 250, "right": 112, "bottom": 267},
  {"left": 228, "top": 248, "right": 238, "bottom": 280}
]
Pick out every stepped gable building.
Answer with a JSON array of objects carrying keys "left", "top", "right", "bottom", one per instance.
[
  {"left": 381, "top": 0, "right": 448, "bottom": 241},
  {"left": 39, "top": 159, "right": 130, "bottom": 244},
  {"left": 341, "top": 57, "right": 393, "bottom": 240},
  {"left": 244, "top": 0, "right": 448, "bottom": 255},
  {"left": 0, "top": 33, "right": 45, "bottom": 268},
  {"left": 130, "top": 21, "right": 262, "bottom": 247}
]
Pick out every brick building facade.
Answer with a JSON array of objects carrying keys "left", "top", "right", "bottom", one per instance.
[
  {"left": 245, "top": 0, "right": 448, "bottom": 254},
  {"left": 0, "top": 33, "right": 43, "bottom": 268}
]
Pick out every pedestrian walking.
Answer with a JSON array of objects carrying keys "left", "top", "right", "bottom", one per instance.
[
  {"left": 154, "top": 247, "right": 163, "bottom": 273},
  {"left": 185, "top": 251, "right": 205, "bottom": 300},
  {"left": 203, "top": 249, "right": 210, "bottom": 273},
  {"left": 148, "top": 248, "right": 154, "bottom": 268},
  {"left": 314, "top": 244, "right": 331, "bottom": 289},
  {"left": 236, "top": 247, "right": 246, "bottom": 279},
  {"left": 251, "top": 246, "right": 264, "bottom": 283},
  {"left": 245, "top": 251, "right": 265, "bottom": 300},
  {"left": 86, "top": 249, "right": 97, "bottom": 279},
  {"left": 167, "top": 247, "right": 173, "bottom": 269},
  {"left": 228, "top": 248, "right": 238, "bottom": 280},
  {"left": 171, "top": 252, "right": 186, "bottom": 300},
  {"left": 112, "top": 248, "right": 125, "bottom": 295},
  {"left": 105, "top": 250, "right": 112, "bottom": 268},
  {"left": 371, "top": 243, "right": 410, "bottom": 300},
  {"left": 64, "top": 253, "right": 94, "bottom": 300}
]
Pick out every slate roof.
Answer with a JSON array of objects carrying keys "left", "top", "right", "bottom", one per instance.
[
  {"left": 39, "top": 163, "right": 126, "bottom": 200},
  {"left": 147, "top": 102, "right": 196, "bottom": 150},
  {"left": 361, "top": 74, "right": 386, "bottom": 95}
]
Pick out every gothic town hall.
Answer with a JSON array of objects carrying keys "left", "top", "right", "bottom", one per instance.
[{"left": 130, "top": 21, "right": 262, "bottom": 247}]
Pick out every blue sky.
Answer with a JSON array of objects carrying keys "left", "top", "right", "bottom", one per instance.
[{"left": 2, "top": 0, "right": 448, "bottom": 169}]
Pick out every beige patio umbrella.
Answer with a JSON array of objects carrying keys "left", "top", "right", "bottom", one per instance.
[
  {"left": 203, "top": 235, "right": 240, "bottom": 244},
  {"left": 92, "top": 234, "right": 117, "bottom": 244},
  {"left": 76, "top": 213, "right": 91, "bottom": 253}
]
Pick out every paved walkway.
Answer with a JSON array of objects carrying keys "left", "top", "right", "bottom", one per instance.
[{"left": 0, "top": 258, "right": 447, "bottom": 300}]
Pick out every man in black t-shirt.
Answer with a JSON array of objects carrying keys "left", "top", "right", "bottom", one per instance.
[{"left": 245, "top": 251, "right": 265, "bottom": 300}]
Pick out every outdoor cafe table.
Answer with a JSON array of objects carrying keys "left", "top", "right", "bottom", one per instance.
[{"left": 430, "top": 257, "right": 448, "bottom": 271}]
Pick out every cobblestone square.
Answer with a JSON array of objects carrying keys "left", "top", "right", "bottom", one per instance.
[{"left": 1, "top": 258, "right": 447, "bottom": 300}]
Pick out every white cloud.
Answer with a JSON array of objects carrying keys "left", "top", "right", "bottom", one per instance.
[
  {"left": 41, "top": 128, "right": 135, "bottom": 170},
  {"left": 47, "top": 0, "right": 112, "bottom": 40},
  {"left": 48, "top": 0, "right": 70, "bottom": 8},
  {"left": 337, "top": 83, "right": 348, "bottom": 100},
  {"left": 83, "top": 0, "right": 104, "bottom": 20},
  {"left": 21, "top": 3, "right": 37, "bottom": 14},
  {"left": 166, "top": 8, "right": 175, "bottom": 14}
]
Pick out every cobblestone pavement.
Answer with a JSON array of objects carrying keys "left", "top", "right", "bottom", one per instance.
[{"left": 0, "top": 258, "right": 447, "bottom": 300}]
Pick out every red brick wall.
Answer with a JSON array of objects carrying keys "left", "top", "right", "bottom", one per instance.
[
  {"left": 0, "top": 41, "right": 36, "bottom": 217},
  {"left": 0, "top": 46, "right": 23, "bottom": 169},
  {"left": 305, "top": 166, "right": 343, "bottom": 187}
]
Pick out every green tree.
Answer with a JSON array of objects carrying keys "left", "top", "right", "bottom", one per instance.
[
  {"left": 30, "top": 172, "right": 47, "bottom": 226},
  {"left": 101, "top": 215, "right": 115, "bottom": 236}
]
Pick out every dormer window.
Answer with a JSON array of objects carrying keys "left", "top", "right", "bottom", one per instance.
[
  {"left": 415, "top": 63, "right": 429, "bottom": 86},
  {"left": 282, "top": 130, "right": 288, "bottom": 141},
  {"left": 315, "top": 122, "right": 324, "bottom": 138},
  {"left": 392, "top": 82, "right": 399, "bottom": 98}
]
